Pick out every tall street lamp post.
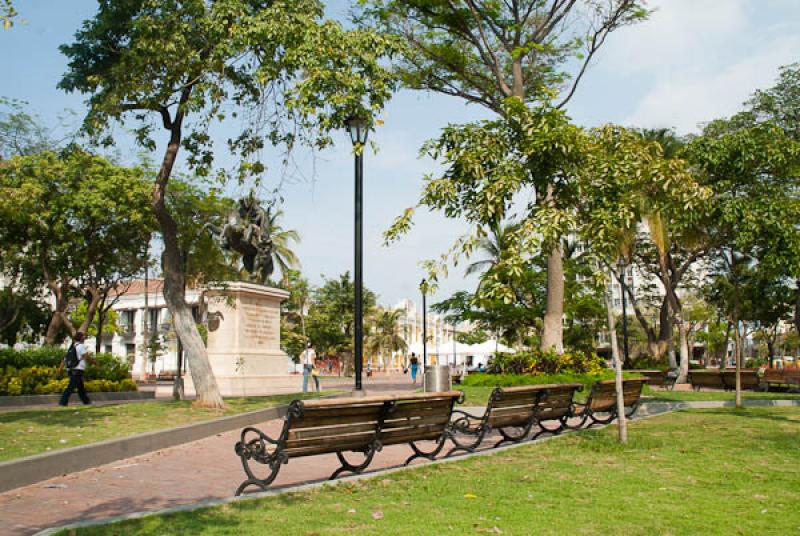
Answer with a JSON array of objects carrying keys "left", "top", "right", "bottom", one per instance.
[
  {"left": 617, "top": 258, "right": 630, "bottom": 363},
  {"left": 420, "top": 279, "right": 428, "bottom": 376},
  {"left": 346, "top": 116, "right": 369, "bottom": 394}
]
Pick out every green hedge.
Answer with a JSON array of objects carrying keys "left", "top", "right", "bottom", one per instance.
[
  {"left": 461, "top": 371, "right": 620, "bottom": 394},
  {"left": 0, "top": 347, "right": 136, "bottom": 396},
  {"left": 486, "top": 350, "right": 607, "bottom": 376},
  {"left": 0, "top": 346, "right": 64, "bottom": 368}
]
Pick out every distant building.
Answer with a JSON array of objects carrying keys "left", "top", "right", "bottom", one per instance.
[{"left": 86, "top": 279, "right": 202, "bottom": 380}]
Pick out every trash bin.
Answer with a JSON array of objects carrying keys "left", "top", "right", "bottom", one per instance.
[{"left": 424, "top": 364, "right": 451, "bottom": 392}]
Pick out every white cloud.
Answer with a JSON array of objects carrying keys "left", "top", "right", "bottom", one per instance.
[
  {"left": 601, "top": 0, "right": 748, "bottom": 75},
  {"left": 624, "top": 33, "right": 800, "bottom": 133}
]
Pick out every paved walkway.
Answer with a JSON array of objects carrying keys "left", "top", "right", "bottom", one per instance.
[{"left": 0, "top": 376, "right": 430, "bottom": 535}]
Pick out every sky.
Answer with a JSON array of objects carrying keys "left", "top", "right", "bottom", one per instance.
[{"left": 1, "top": 0, "right": 799, "bottom": 308}]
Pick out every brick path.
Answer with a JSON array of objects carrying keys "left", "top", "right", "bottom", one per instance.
[{"left": 0, "top": 376, "right": 446, "bottom": 536}]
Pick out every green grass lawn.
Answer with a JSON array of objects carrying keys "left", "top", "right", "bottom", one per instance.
[
  {"left": 65, "top": 406, "right": 800, "bottom": 535},
  {"left": 456, "top": 383, "right": 800, "bottom": 406},
  {"left": 0, "top": 391, "right": 338, "bottom": 462}
]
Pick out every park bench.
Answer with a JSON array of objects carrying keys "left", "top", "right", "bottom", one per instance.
[
  {"left": 634, "top": 369, "right": 677, "bottom": 391},
  {"left": 721, "top": 369, "right": 760, "bottom": 391},
  {"left": 530, "top": 383, "right": 586, "bottom": 439},
  {"left": 569, "top": 378, "right": 647, "bottom": 428},
  {"left": 764, "top": 368, "right": 800, "bottom": 391},
  {"left": 688, "top": 370, "right": 726, "bottom": 391},
  {"left": 447, "top": 383, "right": 584, "bottom": 453},
  {"left": 233, "top": 391, "right": 462, "bottom": 495}
]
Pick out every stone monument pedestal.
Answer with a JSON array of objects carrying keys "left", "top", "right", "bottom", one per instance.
[{"left": 184, "top": 281, "right": 290, "bottom": 397}]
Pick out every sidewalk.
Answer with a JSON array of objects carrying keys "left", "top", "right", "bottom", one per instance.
[{"left": 0, "top": 376, "right": 423, "bottom": 536}]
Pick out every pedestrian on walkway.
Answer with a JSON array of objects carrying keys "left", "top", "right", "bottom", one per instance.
[
  {"left": 302, "top": 342, "right": 320, "bottom": 393},
  {"left": 58, "top": 332, "right": 95, "bottom": 406},
  {"left": 410, "top": 353, "right": 419, "bottom": 385}
]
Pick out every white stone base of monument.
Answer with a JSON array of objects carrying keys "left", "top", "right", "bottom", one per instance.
[
  {"left": 180, "top": 373, "right": 304, "bottom": 397},
  {"left": 187, "top": 281, "right": 292, "bottom": 397}
]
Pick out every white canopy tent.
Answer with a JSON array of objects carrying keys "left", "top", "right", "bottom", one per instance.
[{"left": 399, "top": 339, "right": 516, "bottom": 371}]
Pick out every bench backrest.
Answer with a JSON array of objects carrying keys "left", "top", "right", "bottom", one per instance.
[
  {"left": 764, "top": 369, "right": 784, "bottom": 383},
  {"left": 534, "top": 383, "right": 584, "bottom": 423},
  {"left": 587, "top": 378, "right": 647, "bottom": 413},
  {"left": 634, "top": 370, "right": 666, "bottom": 386},
  {"left": 689, "top": 370, "right": 726, "bottom": 389},
  {"left": 380, "top": 392, "right": 462, "bottom": 447},
  {"left": 284, "top": 396, "right": 392, "bottom": 459},
  {"left": 721, "top": 370, "right": 759, "bottom": 389},
  {"left": 764, "top": 368, "right": 800, "bottom": 384},
  {"left": 480, "top": 385, "right": 545, "bottom": 429}
]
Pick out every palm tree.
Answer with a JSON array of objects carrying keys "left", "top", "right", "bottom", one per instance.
[
  {"left": 465, "top": 221, "right": 518, "bottom": 277},
  {"left": 366, "top": 308, "right": 408, "bottom": 371},
  {"left": 266, "top": 208, "right": 301, "bottom": 284}
]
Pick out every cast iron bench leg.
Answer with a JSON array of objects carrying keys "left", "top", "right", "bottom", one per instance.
[
  {"left": 405, "top": 436, "right": 447, "bottom": 465},
  {"left": 330, "top": 445, "right": 379, "bottom": 480},
  {"left": 494, "top": 420, "right": 536, "bottom": 448}
]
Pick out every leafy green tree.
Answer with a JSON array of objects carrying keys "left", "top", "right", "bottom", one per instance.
[
  {"left": 0, "top": 148, "right": 155, "bottom": 344},
  {"left": 307, "top": 272, "right": 377, "bottom": 375},
  {"left": 455, "top": 328, "right": 489, "bottom": 345},
  {"left": 574, "top": 124, "right": 710, "bottom": 441},
  {"left": 0, "top": 98, "right": 53, "bottom": 159},
  {"left": 688, "top": 105, "right": 800, "bottom": 405},
  {"left": 368, "top": 0, "right": 649, "bottom": 353},
  {"left": 70, "top": 300, "right": 122, "bottom": 352},
  {"left": 279, "top": 269, "right": 311, "bottom": 362},
  {"left": 59, "top": 0, "right": 399, "bottom": 407},
  {"left": 386, "top": 101, "right": 583, "bottom": 353},
  {"left": 167, "top": 180, "right": 239, "bottom": 286},
  {"left": 1, "top": 0, "right": 16, "bottom": 30},
  {"left": 0, "top": 287, "right": 49, "bottom": 346}
]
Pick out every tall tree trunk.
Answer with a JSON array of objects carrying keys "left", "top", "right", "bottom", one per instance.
[
  {"left": 794, "top": 279, "right": 800, "bottom": 336},
  {"left": 79, "top": 287, "right": 103, "bottom": 339},
  {"left": 45, "top": 284, "right": 71, "bottom": 345},
  {"left": 733, "top": 318, "right": 742, "bottom": 408},
  {"left": 603, "top": 273, "right": 627, "bottom": 443},
  {"left": 676, "top": 318, "right": 689, "bottom": 383},
  {"left": 153, "top": 95, "right": 223, "bottom": 409},
  {"left": 95, "top": 308, "right": 105, "bottom": 354},
  {"left": 541, "top": 245, "right": 564, "bottom": 354}
]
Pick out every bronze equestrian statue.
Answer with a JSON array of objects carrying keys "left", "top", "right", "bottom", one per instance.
[{"left": 205, "top": 193, "right": 274, "bottom": 283}]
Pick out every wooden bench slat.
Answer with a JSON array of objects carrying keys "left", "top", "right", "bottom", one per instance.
[
  {"left": 285, "top": 430, "right": 376, "bottom": 450},
  {"left": 381, "top": 425, "right": 448, "bottom": 445},
  {"left": 383, "top": 414, "right": 451, "bottom": 429},
  {"left": 285, "top": 440, "right": 374, "bottom": 458},
  {"left": 287, "top": 422, "right": 378, "bottom": 441}
]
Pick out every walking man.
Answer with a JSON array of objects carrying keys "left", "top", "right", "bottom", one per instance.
[
  {"left": 302, "top": 342, "right": 319, "bottom": 393},
  {"left": 59, "top": 332, "right": 95, "bottom": 406}
]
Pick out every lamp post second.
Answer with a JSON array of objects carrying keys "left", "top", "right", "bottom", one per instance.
[
  {"left": 346, "top": 116, "right": 369, "bottom": 395},
  {"left": 420, "top": 279, "right": 428, "bottom": 383}
]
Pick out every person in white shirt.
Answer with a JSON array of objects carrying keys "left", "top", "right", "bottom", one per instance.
[
  {"left": 301, "top": 342, "right": 319, "bottom": 393},
  {"left": 58, "top": 332, "right": 95, "bottom": 406}
]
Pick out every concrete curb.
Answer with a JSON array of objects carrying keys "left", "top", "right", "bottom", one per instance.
[
  {"left": 0, "top": 391, "right": 155, "bottom": 408},
  {"left": 0, "top": 404, "right": 287, "bottom": 494},
  {"left": 28, "top": 398, "right": 800, "bottom": 535}
]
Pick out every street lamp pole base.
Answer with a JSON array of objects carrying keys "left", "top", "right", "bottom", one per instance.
[{"left": 351, "top": 388, "right": 367, "bottom": 398}]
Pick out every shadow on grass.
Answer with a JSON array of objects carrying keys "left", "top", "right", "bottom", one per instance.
[{"left": 0, "top": 406, "right": 132, "bottom": 428}]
